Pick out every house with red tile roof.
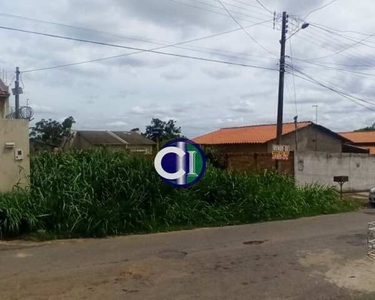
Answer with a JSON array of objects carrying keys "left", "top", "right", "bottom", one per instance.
[
  {"left": 339, "top": 131, "right": 375, "bottom": 154},
  {"left": 193, "top": 121, "right": 353, "bottom": 154}
]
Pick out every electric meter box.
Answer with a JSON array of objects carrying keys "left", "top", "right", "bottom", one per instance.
[{"left": 14, "top": 149, "right": 24, "bottom": 161}]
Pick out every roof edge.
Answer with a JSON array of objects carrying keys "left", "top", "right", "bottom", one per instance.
[{"left": 220, "top": 121, "right": 312, "bottom": 130}]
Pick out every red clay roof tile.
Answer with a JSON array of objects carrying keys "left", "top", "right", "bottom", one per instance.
[
  {"left": 339, "top": 131, "right": 375, "bottom": 144},
  {"left": 193, "top": 122, "right": 312, "bottom": 145}
]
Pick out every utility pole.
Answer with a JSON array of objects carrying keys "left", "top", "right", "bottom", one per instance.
[
  {"left": 275, "top": 12, "right": 288, "bottom": 172},
  {"left": 293, "top": 116, "right": 298, "bottom": 152},
  {"left": 14, "top": 67, "right": 20, "bottom": 119}
]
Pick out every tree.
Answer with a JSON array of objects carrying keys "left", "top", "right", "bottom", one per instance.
[
  {"left": 30, "top": 116, "right": 75, "bottom": 146},
  {"left": 144, "top": 118, "right": 181, "bottom": 142},
  {"left": 355, "top": 123, "right": 375, "bottom": 132}
]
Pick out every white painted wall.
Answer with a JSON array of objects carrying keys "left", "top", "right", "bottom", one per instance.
[
  {"left": 295, "top": 151, "right": 375, "bottom": 192},
  {"left": 0, "top": 119, "right": 30, "bottom": 192}
]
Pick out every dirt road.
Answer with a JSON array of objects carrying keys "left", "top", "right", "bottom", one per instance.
[{"left": 2, "top": 210, "right": 375, "bottom": 299}]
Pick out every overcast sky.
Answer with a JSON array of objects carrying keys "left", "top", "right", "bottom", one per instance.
[{"left": 0, "top": 0, "right": 374, "bottom": 137}]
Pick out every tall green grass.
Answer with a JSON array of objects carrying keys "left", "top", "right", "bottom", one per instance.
[{"left": 0, "top": 150, "right": 360, "bottom": 238}]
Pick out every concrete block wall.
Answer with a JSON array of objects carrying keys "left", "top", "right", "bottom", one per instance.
[
  {"left": 0, "top": 119, "right": 30, "bottom": 192},
  {"left": 226, "top": 152, "right": 294, "bottom": 175},
  {"left": 295, "top": 151, "right": 375, "bottom": 192}
]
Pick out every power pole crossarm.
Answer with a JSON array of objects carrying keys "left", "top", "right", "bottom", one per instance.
[{"left": 276, "top": 12, "right": 288, "bottom": 172}]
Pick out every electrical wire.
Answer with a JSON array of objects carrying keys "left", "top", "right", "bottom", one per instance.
[
  {"left": 0, "top": 12, "right": 170, "bottom": 46},
  {"left": 298, "top": 23, "right": 375, "bottom": 63},
  {"left": 289, "top": 39, "right": 298, "bottom": 117},
  {"left": 7, "top": 75, "right": 15, "bottom": 87},
  {"left": 19, "top": 72, "right": 25, "bottom": 88},
  {"left": 290, "top": 58, "right": 375, "bottom": 78},
  {"left": 290, "top": 63, "right": 375, "bottom": 102},
  {"left": 0, "top": 12, "right": 278, "bottom": 64},
  {"left": 303, "top": 34, "right": 374, "bottom": 62},
  {"left": 185, "top": 0, "right": 271, "bottom": 18},
  {"left": 169, "top": 0, "right": 272, "bottom": 25},
  {"left": 305, "top": 26, "right": 375, "bottom": 63},
  {"left": 228, "top": 0, "right": 271, "bottom": 11},
  {"left": 295, "top": 31, "right": 375, "bottom": 67},
  {"left": 11, "top": 19, "right": 274, "bottom": 73},
  {"left": 311, "top": 23, "right": 375, "bottom": 48},
  {"left": 308, "top": 22, "right": 375, "bottom": 37},
  {"left": 255, "top": 0, "right": 273, "bottom": 14},
  {"left": 286, "top": 67, "right": 375, "bottom": 112},
  {"left": 299, "top": 28, "right": 371, "bottom": 57},
  {"left": 304, "top": 0, "right": 339, "bottom": 19},
  {"left": 216, "top": 0, "right": 277, "bottom": 57},
  {"left": 290, "top": 65, "right": 375, "bottom": 104}
]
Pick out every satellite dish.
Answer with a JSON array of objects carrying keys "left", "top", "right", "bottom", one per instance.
[{"left": 19, "top": 106, "right": 34, "bottom": 120}]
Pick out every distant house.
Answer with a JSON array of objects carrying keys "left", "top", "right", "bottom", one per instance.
[
  {"left": 68, "top": 130, "right": 155, "bottom": 154},
  {"left": 340, "top": 131, "right": 375, "bottom": 154},
  {"left": 193, "top": 121, "right": 352, "bottom": 153}
]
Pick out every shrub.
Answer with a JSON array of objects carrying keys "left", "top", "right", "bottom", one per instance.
[{"left": 0, "top": 150, "right": 360, "bottom": 238}]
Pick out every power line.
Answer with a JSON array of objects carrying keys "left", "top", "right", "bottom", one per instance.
[
  {"left": 296, "top": 32, "right": 374, "bottom": 59},
  {"left": 225, "top": 0, "right": 271, "bottom": 11},
  {"left": 290, "top": 58, "right": 375, "bottom": 78},
  {"left": 287, "top": 68, "right": 375, "bottom": 112},
  {"left": 169, "top": 0, "right": 271, "bottom": 25},
  {"left": 308, "top": 22, "right": 375, "bottom": 37},
  {"left": 0, "top": 12, "right": 168, "bottom": 46},
  {"left": 13, "top": 19, "right": 274, "bottom": 73},
  {"left": 307, "top": 25, "right": 375, "bottom": 62},
  {"left": 0, "top": 24, "right": 278, "bottom": 74},
  {"left": 290, "top": 63, "right": 375, "bottom": 102},
  {"left": 304, "top": 0, "right": 339, "bottom": 19},
  {"left": 295, "top": 31, "right": 375, "bottom": 67},
  {"left": 289, "top": 39, "right": 298, "bottom": 116},
  {"left": 255, "top": 0, "right": 273, "bottom": 14},
  {"left": 185, "top": 0, "right": 271, "bottom": 18},
  {"left": 216, "top": 0, "right": 276, "bottom": 57},
  {"left": 291, "top": 66, "right": 375, "bottom": 105},
  {"left": 303, "top": 34, "right": 374, "bottom": 62},
  {"left": 0, "top": 12, "right": 277, "bottom": 64},
  {"left": 311, "top": 23, "right": 375, "bottom": 48}
]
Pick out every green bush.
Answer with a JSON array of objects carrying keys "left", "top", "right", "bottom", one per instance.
[{"left": 0, "top": 150, "right": 360, "bottom": 238}]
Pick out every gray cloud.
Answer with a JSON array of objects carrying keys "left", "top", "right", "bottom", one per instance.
[
  {"left": 1, "top": 0, "right": 373, "bottom": 137},
  {"left": 160, "top": 69, "right": 188, "bottom": 80},
  {"left": 201, "top": 66, "right": 241, "bottom": 79}
]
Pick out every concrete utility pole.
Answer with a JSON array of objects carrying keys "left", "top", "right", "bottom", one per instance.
[
  {"left": 275, "top": 12, "right": 288, "bottom": 172},
  {"left": 294, "top": 115, "right": 298, "bottom": 152},
  {"left": 14, "top": 67, "right": 20, "bottom": 119}
]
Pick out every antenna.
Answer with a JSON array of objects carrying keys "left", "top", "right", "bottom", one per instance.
[{"left": 273, "top": 12, "right": 276, "bottom": 29}]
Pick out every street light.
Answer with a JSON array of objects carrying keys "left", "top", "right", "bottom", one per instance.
[{"left": 286, "top": 22, "right": 310, "bottom": 40}]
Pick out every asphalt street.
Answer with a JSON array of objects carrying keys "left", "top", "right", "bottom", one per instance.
[{"left": 1, "top": 210, "right": 375, "bottom": 300}]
